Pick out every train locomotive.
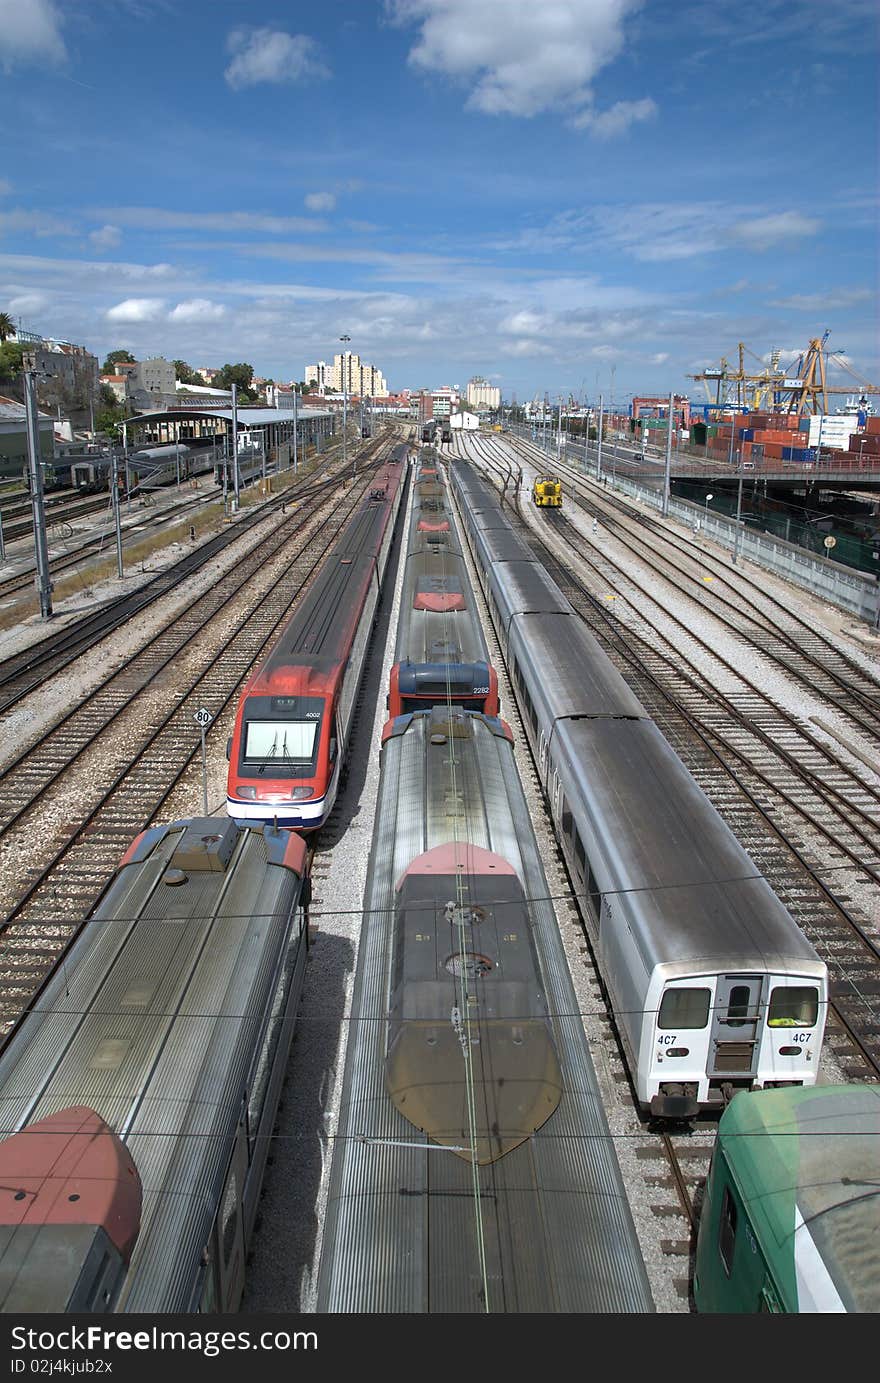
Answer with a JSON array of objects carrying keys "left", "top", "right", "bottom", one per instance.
[
  {"left": 226, "top": 449, "right": 406, "bottom": 829},
  {"left": 451, "top": 459, "right": 828, "bottom": 1119},
  {"left": 532, "top": 474, "right": 563, "bottom": 507},
  {"left": 389, "top": 455, "right": 498, "bottom": 717},
  {"left": 318, "top": 691, "right": 653, "bottom": 1311},
  {"left": 0, "top": 817, "right": 310, "bottom": 1313},
  {"left": 694, "top": 1084, "right": 880, "bottom": 1312}
]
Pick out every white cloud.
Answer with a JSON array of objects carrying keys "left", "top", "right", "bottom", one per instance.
[
  {"left": 0, "top": 209, "right": 74, "bottom": 237},
  {"left": 730, "top": 211, "right": 820, "bottom": 250},
  {"left": 0, "top": 0, "right": 66, "bottom": 70},
  {"left": 387, "top": 0, "right": 645, "bottom": 117},
  {"left": 168, "top": 299, "right": 226, "bottom": 322},
  {"left": 7, "top": 293, "right": 48, "bottom": 315},
  {"left": 305, "top": 191, "right": 337, "bottom": 212},
  {"left": 93, "top": 206, "right": 326, "bottom": 234},
  {"left": 224, "top": 27, "right": 330, "bottom": 90},
  {"left": 572, "top": 96, "right": 657, "bottom": 138},
  {"left": 105, "top": 298, "right": 166, "bottom": 323},
  {"left": 89, "top": 224, "right": 122, "bottom": 252}
]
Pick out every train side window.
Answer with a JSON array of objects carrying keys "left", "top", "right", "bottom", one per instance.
[
  {"left": 199, "top": 1255, "right": 219, "bottom": 1313},
  {"left": 572, "top": 828, "right": 586, "bottom": 874},
  {"left": 587, "top": 866, "right": 601, "bottom": 912},
  {"left": 561, "top": 799, "right": 573, "bottom": 839},
  {"left": 718, "top": 1187, "right": 737, "bottom": 1277},
  {"left": 658, "top": 988, "right": 710, "bottom": 1029},
  {"left": 221, "top": 1168, "right": 239, "bottom": 1268},
  {"left": 768, "top": 986, "right": 818, "bottom": 1027}
]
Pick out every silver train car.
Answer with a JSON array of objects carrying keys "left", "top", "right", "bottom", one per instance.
[
  {"left": 451, "top": 460, "right": 828, "bottom": 1119},
  {"left": 0, "top": 817, "right": 310, "bottom": 1313},
  {"left": 214, "top": 448, "right": 266, "bottom": 492},
  {"left": 129, "top": 443, "right": 216, "bottom": 491},
  {"left": 382, "top": 707, "right": 563, "bottom": 1163},
  {"left": 389, "top": 456, "right": 498, "bottom": 716},
  {"left": 317, "top": 704, "right": 653, "bottom": 1311}
]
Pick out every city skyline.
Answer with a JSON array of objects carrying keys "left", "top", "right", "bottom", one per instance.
[{"left": 0, "top": 0, "right": 876, "bottom": 403}]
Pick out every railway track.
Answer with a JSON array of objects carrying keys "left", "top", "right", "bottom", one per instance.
[
  {"left": 0, "top": 456, "right": 376, "bottom": 710},
  {"left": 452, "top": 432, "right": 880, "bottom": 1301},
  {"left": 516, "top": 433, "right": 880, "bottom": 733},
  {"left": 0, "top": 489, "right": 211, "bottom": 603},
  {"left": 0, "top": 490, "right": 123, "bottom": 543},
  {"left": 0, "top": 439, "right": 397, "bottom": 1040}
]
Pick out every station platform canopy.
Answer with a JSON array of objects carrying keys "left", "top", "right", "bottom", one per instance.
[{"left": 124, "top": 405, "right": 331, "bottom": 428}]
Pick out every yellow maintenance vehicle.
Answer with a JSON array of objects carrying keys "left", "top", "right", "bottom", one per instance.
[{"left": 532, "top": 475, "right": 563, "bottom": 507}]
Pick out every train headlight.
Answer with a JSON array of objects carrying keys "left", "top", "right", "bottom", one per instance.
[
  {"left": 291, "top": 787, "right": 314, "bottom": 800},
  {"left": 235, "top": 786, "right": 257, "bottom": 799},
  {"left": 664, "top": 1048, "right": 689, "bottom": 1058}
]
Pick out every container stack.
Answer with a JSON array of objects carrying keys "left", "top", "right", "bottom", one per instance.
[{"left": 701, "top": 411, "right": 879, "bottom": 467}]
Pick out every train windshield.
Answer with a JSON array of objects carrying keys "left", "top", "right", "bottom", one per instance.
[{"left": 244, "top": 719, "right": 319, "bottom": 764}]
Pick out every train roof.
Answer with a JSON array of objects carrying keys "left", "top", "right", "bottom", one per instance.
[
  {"left": 717, "top": 1085, "right": 880, "bottom": 1312},
  {"left": 486, "top": 558, "right": 574, "bottom": 618},
  {"left": 0, "top": 818, "right": 307, "bottom": 1312},
  {"left": 553, "top": 717, "right": 824, "bottom": 974},
  {"left": 254, "top": 477, "right": 400, "bottom": 686},
  {"left": 511, "top": 612, "right": 648, "bottom": 719},
  {"left": 320, "top": 703, "right": 654, "bottom": 1311}
]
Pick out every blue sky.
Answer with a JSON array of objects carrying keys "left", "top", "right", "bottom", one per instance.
[{"left": 0, "top": 0, "right": 877, "bottom": 404}]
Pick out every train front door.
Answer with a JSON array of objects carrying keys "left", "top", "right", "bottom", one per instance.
[{"left": 707, "top": 975, "right": 764, "bottom": 1080}]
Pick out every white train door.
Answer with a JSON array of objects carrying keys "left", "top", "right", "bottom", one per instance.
[{"left": 708, "top": 975, "right": 764, "bottom": 1082}]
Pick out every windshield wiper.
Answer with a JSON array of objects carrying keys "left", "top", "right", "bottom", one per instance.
[{"left": 257, "top": 731, "right": 278, "bottom": 775}]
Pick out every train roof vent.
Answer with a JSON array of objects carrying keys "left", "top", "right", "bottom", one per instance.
[{"left": 170, "top": 818, "right": 238, "bottom": 874}]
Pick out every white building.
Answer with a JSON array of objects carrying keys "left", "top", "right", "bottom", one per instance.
[
  {"left": 466, "top": 376, "right": 500, "bottom": 410},
  {"left": 450, "top": 409, "right": 479, "bottom": 431}
]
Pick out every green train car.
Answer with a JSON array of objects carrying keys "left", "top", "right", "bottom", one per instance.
[{"left": 694, "top": 1085, "right": 880, "bottom": 1312}]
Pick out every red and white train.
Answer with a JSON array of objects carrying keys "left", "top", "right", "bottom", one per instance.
[{"left": 226, "top": 449, "right": 406, "bottom": 829}]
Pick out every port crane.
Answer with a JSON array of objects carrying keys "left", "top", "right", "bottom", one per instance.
[{"left": 688, "top": 334, "right": 880, "bottom": 415}]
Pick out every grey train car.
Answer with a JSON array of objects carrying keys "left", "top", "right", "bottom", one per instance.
[
  {"left": 71, "top": 455, "right": 113, "bottom": 492},
  {"left": 451, "top": 460, "right": 828, "bottom": 1119},
  {"left": 389, "top": 457, "right": 498, "bottom": 717},
  {"left": 0, "top": 817, "right": 310, "bottom": 1313},
  {"left": 129, "top": 443, "right": 215, "bottom": 490},
  {"left": 213, "top": 447, "right": 265, "bottom": 492},
  {"left": 317, "top": 704, "right": 653, "bottom": 1312}
]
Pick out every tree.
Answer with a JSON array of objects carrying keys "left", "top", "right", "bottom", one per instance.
[
  {"left": 215, "top": 362, "right": 256, "bottom": 401},
  {"left": 0, "top": 312, "right": 15, "bottom": 343},
  {"left": 173, "top": 359, "right": 200, "bottom": 385},
  {"left": 102, "top": 348, "right": 135, "bottom": 373},
  {"left": 0, "top": 340, "right": 24, "bottom": 384}
]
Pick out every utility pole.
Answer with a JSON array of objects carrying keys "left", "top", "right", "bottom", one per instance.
[
  {"left": 662, "top": 390, "right": 673, "bottom": 517},
  {"left": 596, "top": 394, "right": 604, "bottom": 482},
  {"left": 231, "top": 383, "right": 240, "bottom": 508},
  {"left": 23, "top": 369, "right": 52, "bottom": 619},
  {"left": 111, "top": 451, "right": 124, "bottom": 578},
  {"left": 732, "top": 454, "right": 744, "bottom": 565},
  {"left": 292, "top": 386, "right": 298, "bottom": 474},
  {"left": 340, "top": 334, "right": 351, "bottom": 479},
  {"left": 121, "top": 419, "right": 132, "bottom": 512}
]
